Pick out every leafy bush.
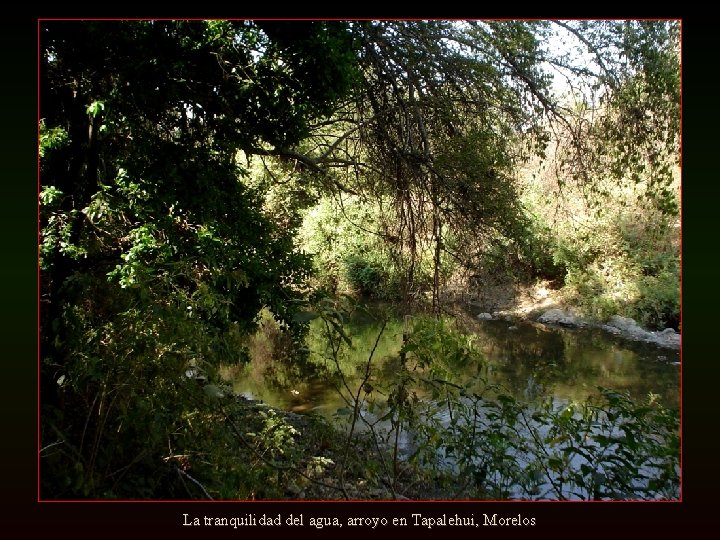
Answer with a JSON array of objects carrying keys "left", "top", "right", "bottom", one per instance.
[
  {"left": 343, "top": 255, "right": 386, "bottom": 296},
  {"left": 518, "top": 220, "right": 568, "bottom": 282},
  {"left": 409, "top": 387, "right": 680, "bottom": 500},
  {"left": 634, "top": 261, "right": 681, "bottom": 329},
  {"left": 299, "top": 196, "right": 409, "bottom": 299}
]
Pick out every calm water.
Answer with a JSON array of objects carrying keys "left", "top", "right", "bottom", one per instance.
[
  {"left": 229, "top": 308, "right": 680, "bottom": 499},
  {"left": 230, "top": 308, "right": 680, "bottom": 415}
]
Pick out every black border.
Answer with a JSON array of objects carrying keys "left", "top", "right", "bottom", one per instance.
[{"left": 5, "top": 11, "right": 716, "bottom": 534}]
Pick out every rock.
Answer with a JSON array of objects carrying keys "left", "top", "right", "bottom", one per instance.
[
  {"left": 607, "top": 315, "right": 654, "bottom": 343},
  {"left": 508, "top": 326, "right": 518, "bottom": 330},
  {"left": 538, "top": 308, "right": 581, "bottom": 327},
  {"left": 603, "top": 316, "right": 681, "bottom": 349},
  {"left": 538, "top": 309, "right": 681, "bottom": 349},
  {"left": 600, "top": 324, "right": 621, "bottom": 335},
  {"left": 605, "top": 316, "right": 677, "bottom": 348},
  {"left": 532, "top": 308, "right": 679, "bottom": 351},
  {"left": 607, "top": 315, "right": 641, "bottom": 333},
  {"left": 657, "top": 333, "right": 681, "bottom": 348},
  {"left": 477, "top": 312, "right": 493, "bottom": 320}
]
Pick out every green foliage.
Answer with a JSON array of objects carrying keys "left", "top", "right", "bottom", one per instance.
[
  {"left": 515, "top": 214, "right": 568, "bottom": 282},
  {"left": 498, "top": 20, "right": 682, "bottom": 329},
  {"left": 605, "top": 21, "right": 680, "bottom": 213},
  {"left": 86, "top": 100, "right": 105, "bottom": 118},
  {"left": 401, "top": 316, "right": 484, "bottom": 375},
  {"left": 299, "top": 196, "right": 408, "bottom": 299},
  {"left": 40, "top": 18, "right": 681, "bottom": 499},
  {"left": 39, "top": 120, "right": 69, "bottom": 158},
  {"left": 339, "top": 21, "right": 556, "bottom": 303},
  {"left": 550, "top": 206, "right": 680, "bottom": 329},
  {"left": 247, "top": 409, "right": 300, "bottom": 460},
  {"left": 470, "top": 388, "right": 681, "bottom": 500},
  {"left": 519, "top": 116, "right": 680, "bottom": 329},
  {"left": 40, "top": 20, "right": 356, "bottom": 499},
  {"left": 551, "top": 21, "right": 680, "bottom": 215},
  {"left": 433, "top": 381, "right": 679, "bottom": 500},
  {"left": 634, "top": 258, "right": 681, "bottom": 330},
  {"left": 343, "top": 255, "right": 385, "bottom": 296}
]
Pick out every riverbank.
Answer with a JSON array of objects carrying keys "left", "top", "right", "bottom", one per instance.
[
  {"left": 228, "top": 395, "right": 461, "bottom": 500},
  {"left": 457, "top": 279, "right": 681, "bottom": 351},
  {"left": 222, "top": 290, "right": 680, "bottom": 501}
]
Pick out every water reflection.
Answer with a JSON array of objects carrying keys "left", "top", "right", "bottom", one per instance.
[
  {"left": 474, "top": 319, "right": 679, "bottom": 407},
  {"left": 230, "top": 310, "right": 680, "bottom": 414}
]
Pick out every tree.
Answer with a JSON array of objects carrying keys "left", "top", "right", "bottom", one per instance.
[
  {"left": 40, "top": 19, "right": 357, "bottom": 498},
  {"left": 544, "top": 20, "right": 680, "bottom": 214},
  {"left": 270, "top": 21, "right": 554, "bottom": 309},
  {"left": 263, "top": 20, "right": 680, "bottom": 311}
]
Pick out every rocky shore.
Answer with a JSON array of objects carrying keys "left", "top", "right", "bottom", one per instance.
[{"left": 476, "top": 307, "right": 680, "bottom": 350}]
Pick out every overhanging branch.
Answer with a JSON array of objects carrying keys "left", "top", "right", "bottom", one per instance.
[{"left": 247, "top": 146, "right": 359, "bottom": 195}]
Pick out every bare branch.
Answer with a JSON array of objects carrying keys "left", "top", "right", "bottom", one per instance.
[
  {"left": 552, "top": 21, "right": 620, "bottom": 88},
  {"left": 247, "top": 147, "right": 359, "bottom": 195},
  {"left": 175, "top": 465, "right": 215, "bottom": 500}
]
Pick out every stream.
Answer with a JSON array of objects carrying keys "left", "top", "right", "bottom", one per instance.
[
  {"left": 231, "top": 308, "right": 680, "bottom": 414},
  {"left": 229, "top": 307, "right": 680, "bottom": 499}
]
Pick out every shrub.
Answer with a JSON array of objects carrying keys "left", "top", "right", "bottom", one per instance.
[{"left": 343, "top": 255, "right": 385, "bottom": 296}]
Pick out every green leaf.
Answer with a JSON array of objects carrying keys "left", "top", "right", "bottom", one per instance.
[{"left": 86, "top": 100, "right": 105, "bottom": 118}]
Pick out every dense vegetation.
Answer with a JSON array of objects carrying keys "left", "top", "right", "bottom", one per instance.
[{"left": 40, "top": 20, "right": 680, "bottom": 499}]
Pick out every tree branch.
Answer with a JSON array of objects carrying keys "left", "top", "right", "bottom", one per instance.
[
  {"left": 552, "top": 21, "right": 620, "bottom": 88},
  {"left": 247, "top": 147, "right": 359, "bottom": 195},
  {"left": 175, "top": 465, "right": 215, "bottom": 500}
]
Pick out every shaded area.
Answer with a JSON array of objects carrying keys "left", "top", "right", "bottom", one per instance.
[{"left": 229, "top": 308, "right": 679, "bottom": 414}]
